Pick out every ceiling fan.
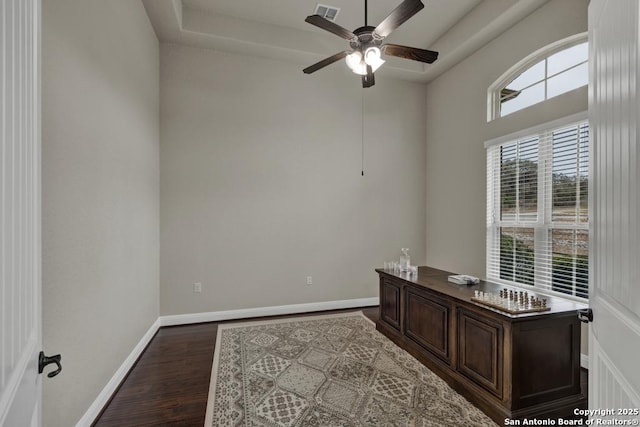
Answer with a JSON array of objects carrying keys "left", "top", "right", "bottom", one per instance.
[{"left": 302, "top": 0, "right": 438, "bottom": 88}]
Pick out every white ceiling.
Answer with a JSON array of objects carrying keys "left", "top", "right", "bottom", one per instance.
[
  {"left": 143, "top": 0, "right": 550, "bottom": 83},
  {"left": 180, "top": 0, "right": 480, "bottom": 47}
]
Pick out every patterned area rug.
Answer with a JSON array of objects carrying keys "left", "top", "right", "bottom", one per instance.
[{"left": 204, "top": 312, "right": 497, "bottom": 426}]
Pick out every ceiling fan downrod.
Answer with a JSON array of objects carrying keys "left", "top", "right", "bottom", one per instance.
[{"left": 364, "top": 0, "right": 368, "bottom": 26}]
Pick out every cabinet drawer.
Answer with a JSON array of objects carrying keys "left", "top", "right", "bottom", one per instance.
[
  {"left": 404, "top": 288, "right": 451, "bottom": 363},
  {"left": 457, "top": 309, "right": 503, "bottom": 398}
]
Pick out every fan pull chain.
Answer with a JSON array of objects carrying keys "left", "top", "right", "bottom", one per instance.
[{"left": 361, "top": 88, "right": 365, "bottom": 176}]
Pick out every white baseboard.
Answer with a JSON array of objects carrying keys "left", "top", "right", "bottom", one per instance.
[
  {"left": 75, "top": 318, "right": 161, "bottom": 427},
  {"left": 159, "top": 297, "right": 380, "bottom": 327},
  {"left": 581, "top": 353, "right": 589, "bottom": 369}
]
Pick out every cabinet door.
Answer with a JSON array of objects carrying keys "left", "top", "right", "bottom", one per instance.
[
  {"left": 513, "top": 316, "right": 581, "bottom": 407},
  {"left": 458, "top": 309, "right": 503, "bottom": 398},
  {"left": 404, "top": 288, "right": 451, "bottom": 363},
  {"left": 380, "top": 278, "right": 401, "bottom": 331}
]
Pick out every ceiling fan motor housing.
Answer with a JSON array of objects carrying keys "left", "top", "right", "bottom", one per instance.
[{"left": 350, "top": 26, "right": 382, "bottom": 51}]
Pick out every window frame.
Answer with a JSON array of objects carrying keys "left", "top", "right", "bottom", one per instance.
[
  {"left": 485, "top": 111, "right": 589, "bottom": 302},
  {"left": 487, "top": 32, "right": 588, "bottom": 122}
]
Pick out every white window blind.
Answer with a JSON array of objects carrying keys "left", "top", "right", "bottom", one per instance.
[{"left": 486, "top": 113, "right": 589, "bottom": 300}]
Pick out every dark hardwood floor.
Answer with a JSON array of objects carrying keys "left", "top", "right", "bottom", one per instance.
[
  {"left": 93, "top": 306, "right": 587, "bottom": 426},
  {"left": 93, "top": 307, "right": 379, "bottom": 426}
]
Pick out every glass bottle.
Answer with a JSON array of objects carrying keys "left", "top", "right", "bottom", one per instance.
[{"left": 400, "top": 248, "right": 410, "bottom": 272}]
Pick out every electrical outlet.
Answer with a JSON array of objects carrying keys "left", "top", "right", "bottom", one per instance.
[
  {"left": 306, "top": 276, "right": 313, "bottom": 285},
  {"left": 193, "top": 282, "right": 202, "bottom": 293}
]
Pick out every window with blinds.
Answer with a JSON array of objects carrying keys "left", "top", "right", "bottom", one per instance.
[{"left": 486, "top": 114, "right": 589, "bottom": 300}]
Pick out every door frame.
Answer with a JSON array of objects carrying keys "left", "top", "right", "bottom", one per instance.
[{"left": 0, "top": 0, "right": 42, "bottom": 425}]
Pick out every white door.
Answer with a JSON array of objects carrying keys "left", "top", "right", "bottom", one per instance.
[
  {"left": 0, "top": 0, "right": 43, "bottom": 426},
  {"left": 588, "top": 0, "right": 640, "bottom": 418}
]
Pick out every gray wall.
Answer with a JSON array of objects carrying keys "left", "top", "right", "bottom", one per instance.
[
  {"left": 423, "top": 0, "right": 589, "bottom": 354},
  {"left": 42, "top": 1, "right": 160, "bottom": 425},
  {"left": 160, "top": 44, "right": 427, "bottom": 315}
]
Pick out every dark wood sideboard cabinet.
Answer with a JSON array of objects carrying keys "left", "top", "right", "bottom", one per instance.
[{"left": 376, "top": 266, "right": 587, "bottom": 426}]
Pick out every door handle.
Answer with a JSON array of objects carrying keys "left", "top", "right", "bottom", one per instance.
[
  {"left": 577, "top": 308, "right": 593, "bottom": 323},
  {"left": 38, "top": 351, "right": 62, "bottom": 378}
]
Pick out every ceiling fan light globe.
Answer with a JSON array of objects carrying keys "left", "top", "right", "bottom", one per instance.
[
  {"left": 364, "top": 47, "right": 381, "bottom": 64},
  {"left": 348, "top": 61, "right": 368, "bottom": 75},
  {"left": 345, "top": 51, "right": 363, "bottom": 70},
  {"left": 369, "top": 57, "right": 385, "bottom": 72},
  {"left": 345, "top": 48, "right": 384, "bottom": 75},
  {"left": 353, "top": 64, "right": 368, "bottom": 75},
  {"left": 364, "top": 47, "right": 385, "bottom": 72}
]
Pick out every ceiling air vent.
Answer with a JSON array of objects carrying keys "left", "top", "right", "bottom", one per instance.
[{"left": 314, "top": 3, "right": 340, "bottom": 22}]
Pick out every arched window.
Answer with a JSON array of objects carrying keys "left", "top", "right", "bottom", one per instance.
[{"left": 488, "top": 33, "right": 588, "bottom": 121}]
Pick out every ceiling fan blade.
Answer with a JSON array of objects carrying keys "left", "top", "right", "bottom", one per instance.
[
  {"left": 374, "top": 0, "right": 424, "bottom": 39},
  {"left": 305, "top": 15, "right": 357, "bottom": 41},
  {"left": 362, "top": 65, "right": 375, "bottom": 88},
  {"left": 381, "top": 44, "right": 438, "bottom": 63},
  {"left": 303, "top": 51, "right": 350, "bottom": 74}
]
